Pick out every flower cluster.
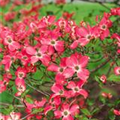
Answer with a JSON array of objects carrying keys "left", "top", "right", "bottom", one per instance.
[
  {"left": 0, "top": 112, "right": 21, "bottom": 120},
  {"left": 1, "top": 2, "right": 120, "bottom": 119}
]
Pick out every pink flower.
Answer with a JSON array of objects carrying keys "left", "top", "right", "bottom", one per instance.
[
  {"left": 111, "top": 33, "right": 120, "bottom": 47},
  {"left": 111, "top": 8, "right": 120, "bottom": 16},
  {"left": 100, "top": 75, "right": 107, "bottom": 83},
  {"left": 4, "top": 12, "right": 16, "bottom": 21},
  {"left": 51, "top": 83, "right": 68, "bottom": 98},
  {"left": 67, "top": 80, "right": 88, "bottom": 98},
  {"left": 54, "top": 103, "right": 79, "bottom": 120},
  {"left": 117, "top": 49, "right": 120, "bottom": 54},
  {"left": 47, "top": 58, "right": 67, "bottom": 84},
  {"left": 98, "top": 17, "right": 112, "bottom": 40},
  {"left": 0, "top": 0, "right": 9, "bottom": 7},
  {"left": 114, "top": 66, "right": 120, "bottom": 75},
  {"left": 0, "top": 73, "right": 11, "bottom": 93},
  {"left": 0, "top": 81, "right": 7, "bottom": 93},
  {"left": 1, "top": 54, "right": 16, "bottom": 71},
  {"left": 44, "top": 96, "right": 61, "bottom": 115},
  {"left": 56, "top": 18, "right": 70, "bottom": 32},
  {"left": 34, "top": 98, "right": 47, "bottom": 108},
  {"left": 4, "top": 36, "right": 20, "bottom": 51},
  {"left": 40, "top": 30, "right": 64, "bottom": 52},
  {"left": 17, "top": 50, "right": 30, "bottom": 65},
  {"left": 63, "top": 53, "right": 89, "bottom": 80},
  {"left": 38, "top": 16, "right": 55, "bottom": 28},
  {"left": 9, "top": 112, "right": 21, "bottom": 120},
  {"left": 26, "top": 45, "right": 50, "bottom": 66},
  {"left": 15, "top": 67, "right": 27, "bottom": 96},
  {"left": 56, "top": 0, "right": 66, "bottom": 4},
  {"left": 15, "top": 78, "right": 26, "bottom": 96},
  {"left": 114, "top": 109, "right": 120, "bottom": 116},
  {"left": 0, "top": 113, "right": 5, "bottom": 120},
  {"left": 70, "top": 25, "right": 97, "bottom": 49},
  {"left": 3, "top": 112, "right": 21, "bottom": 120},
  {"left": 15, "top": 67, "right": 27, "bottom": 79},
  {"left": 63, "top": 12, "right": 74, "bottom": 20},
  {"left": 101, "top": 92, "right": 112, "bottom": 99}
]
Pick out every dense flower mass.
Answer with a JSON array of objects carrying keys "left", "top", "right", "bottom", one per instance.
[{"left": 0, "top": 0, "right": 120, "bottom": 119}]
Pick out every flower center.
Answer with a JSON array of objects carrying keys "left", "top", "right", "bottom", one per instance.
[
  {"left": 63, "top": 111, "right": 69, "bottom": 116},
  {"left": 74, "top": 87, "right": 79, "bottom": 92},
  {"left": 102, "top": 25, "right": 107, "bottom": 30},
  {"left": 11, "top": 57, "right": 14, "bottom": 61},
  {"left": 59, "top": 90, "right": 63, "bottom": 95},
  {"left": 23, "top": 56, "right": 27, "bottom": 60},
  {"left": 18, "top": 85, "right": 25, "bottom": 92},
  {"left": 19, "top": 72, "right": 24, "bottom": 78},
  {"left": 87, "top": 35, "right": 92, "bottom": 40},
  {"left": 8, "top": 39, "right": 12, "bottom": 43},
  {"left": 37, "top": 53, "right": 41, "bottom": 57},
  {"left": 59, "top": 68, "right": 63, "bottom": 72},
  {"left": 117, "top": 69, "right": 120, "bottom": 74},
  {"left": 75, "top": 66, "right": 79, "bottom": 71},
  {"left": 51, "top": 40, "right": 55, "bottom": 45}
]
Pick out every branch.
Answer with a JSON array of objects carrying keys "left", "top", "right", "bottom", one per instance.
[
  {"left": 25, "top": 81, "right": 50, "bottom": 97},
  {"left": 89, "top": 56, "right": 104, "bottom": 63},
  {"left": 0, "top": 102, "right": 24, "bottom": 108},
  {"left": 72, "top": 0, "right": 119, "bottom": 4},
  {"left": 98, "top": 2, "right": 110, "bottom": 10},
  {"left": 21, "top": 113, "right": 32, "bottom": 120},
  {"left": 90, "top": 57, "right": 111, "bottom": 73}
]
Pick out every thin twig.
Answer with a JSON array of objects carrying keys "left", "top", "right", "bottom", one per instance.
[
  {"left": 97, "top": 2, "right": 110, "bottom": 10},
  {"left": 26, "top": 80, "right": 49, "bottom": 97},
  {"left": 90, "top": 57, "right": 111, "bottom": 73},
  {"left": 20, "top": 113, "right": 32, "bottom": 120},
  {"left": 89, "top": 56, "right": 104, "bottom": 63},
  {"left": 73, "top": 0, "right": 120, "bottom": 5},
  {"left": 0, "top": 102, "right": 24, "bottom": 108}
]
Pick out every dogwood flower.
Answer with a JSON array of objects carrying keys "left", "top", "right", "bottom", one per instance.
[
  {"left": 26, "top": 45, "right": 50, "bottom": 66},
  {"left": 114, "top": 109, "right": 120, "bottom": 116},
  {"left": 54, "top": 103, "right": 79, "bottom": 120},
  {"left": 114, "top": 66, "right": 120, "bottom": 75},
  {"left": 67, "top": 80, "right": 88, "bottom": 98},
  {"left": 63, "top": 53, "right": 90, "bottom": 80},
  {"left": 100, "top": 74, "right": 107, "bottom": 83}
]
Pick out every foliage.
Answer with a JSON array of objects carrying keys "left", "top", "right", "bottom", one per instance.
[{"left": 0, "top": 0, "right": 120, "bottom": 120}]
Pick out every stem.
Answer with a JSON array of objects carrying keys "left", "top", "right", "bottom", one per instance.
[
  {"left": 89, "top": 56, "right": 104, "bottom": 63},
  {"left": 26, "top": 80, "right": 49, "bottom": 97},
  {"left": 90, "top": 57, "right": 111, "bottom": 73},
  {"left": 0, "top": 102, "right": 24, "bottom": 108},
  {"left": 21, "top": 113, "right": 32, "bottom": 120}
]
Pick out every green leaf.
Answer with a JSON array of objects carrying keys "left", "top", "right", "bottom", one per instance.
[
  {"left": 21, "top": 89, "right": 29, "bottom": 98},
  {"left": 115, "top": 99, "right": 120, "bottom": 106},
  {"left": 108, "top": 109, "right": 116, "bottom": 120},
  {"left": 87, "top": 99, "right": 94, "bottom": 106},
  {"left": 81, "top": 108, "right": 91, "bottom": 116},
  {"left": 32, "top": 69, "right": 43, "bottom": 79},
  {"left": 91, "top": 108, "right": 100, "bottom": 115},
  {"left": 47, "top": 110, "right": 54, "bottom": 118},
  {"left": 26, "top": 97, "right": 33, "bottom": 104},
  {"left": 32, "top": 108, "right": 43, "bottom": 114},
  {"left": 90, "top": 118, "right": 98, "bottom": 120},
  {"left": 95, "top": 76, "right": 100, "bottom": 83},
  {"left": 75, "top": 115, "right": 89, "bottom": 120},
  {"left": 108, "top": 74, "right": 120, "bottom": 82},
  {"left": 99, "top": 96, "right": 106, "bottom": 104},
  {"left": 95, "top": 76, "right": 104, "bottom": 87},
  {"left": 82, "top": 117, "right": 89, "bottom": 120},
  {"left": 2, "top": 105, "right": 14, "bottom": 115}
]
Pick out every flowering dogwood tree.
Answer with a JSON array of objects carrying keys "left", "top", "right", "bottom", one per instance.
[{"left": 0, "top": 0, "right": 120, "bottom": 120}]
